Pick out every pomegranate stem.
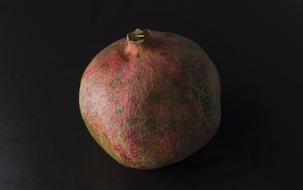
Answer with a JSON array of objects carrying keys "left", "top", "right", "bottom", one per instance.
[{"left": 127, "top": 28, "right": 151, "bottom": 44}]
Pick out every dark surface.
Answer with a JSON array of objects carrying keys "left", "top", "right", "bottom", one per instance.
[{"left": 0, "top": 0, "right": 302, "bottom": 189}]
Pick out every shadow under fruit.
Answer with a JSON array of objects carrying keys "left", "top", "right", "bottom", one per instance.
[{"left": 79, "top": 29, "right": 221, "bottom": 169}]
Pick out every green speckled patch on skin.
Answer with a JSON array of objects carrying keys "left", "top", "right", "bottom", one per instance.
[
  {"left": 109, "top": 77, "right": 121, "bottom": 89},
  {"left": 115, "top": 107, "right": 124, "bottom": 115},
  {"left": 145, "top": 119, "right": 157, "bottom": 132},
  {"left": 124, "top": 112, "right": 148, "bottom": 129},
  {"left": 139, "top": 112, "right": 148, "bottom": 121},
  {"left": 179, "top": 55, "right": 218, "bottom": 128}
]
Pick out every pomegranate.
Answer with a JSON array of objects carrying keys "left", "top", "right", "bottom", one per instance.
[{"left": 79, "top": 29, "right": 221, "bottom": 169}]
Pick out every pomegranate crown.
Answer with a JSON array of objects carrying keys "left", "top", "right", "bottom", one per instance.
[{"left": 127, "top": 28, "right": 151, "bottom": 44}]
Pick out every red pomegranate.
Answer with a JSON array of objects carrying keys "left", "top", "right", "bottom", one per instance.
[{"left": 79, "top": 29, "right": 221, "bottom": 169}]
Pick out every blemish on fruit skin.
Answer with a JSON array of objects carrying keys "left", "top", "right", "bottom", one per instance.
[
  {"left": 145, "top": 119, "right": 157, "bottom": 132},
  {"left": 115, "top": 107, "right": 124, "bottom": 114},
  {"left": 109, "top": 77, "right": 121, "bottom": 89},
  {"left": 179, "top": 55, "right": 218, "bottom": 128}
]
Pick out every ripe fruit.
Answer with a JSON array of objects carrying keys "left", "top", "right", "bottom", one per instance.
[{"left": 79, "top": 29, "right": 221, "bottom": 169}]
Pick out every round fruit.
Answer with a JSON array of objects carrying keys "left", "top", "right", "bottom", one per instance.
[{"left": 79, "top": 29, "right": 221, "bottom": 169}]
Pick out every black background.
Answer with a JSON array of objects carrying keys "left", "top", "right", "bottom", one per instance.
[{"left": 0, "top": 0, "right": 302, "bottom": 189}]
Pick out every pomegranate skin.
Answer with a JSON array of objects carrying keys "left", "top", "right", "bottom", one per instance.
[{"left": 79, "top": 30, "right": 221, "bottom": 169}]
